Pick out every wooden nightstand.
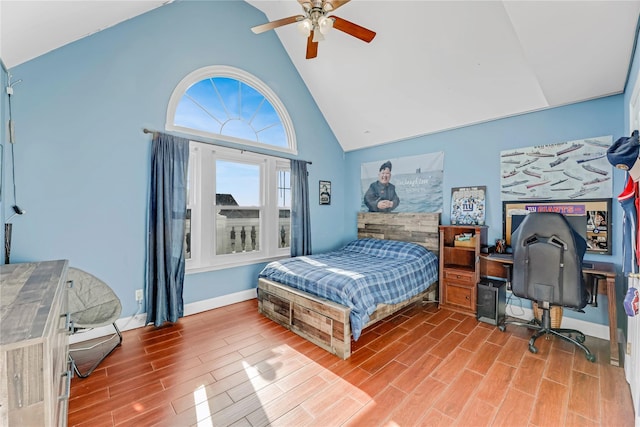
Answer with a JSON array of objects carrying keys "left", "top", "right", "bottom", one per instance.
[{"left": 438, "top": 225, "right": 487, "bottom": 315}]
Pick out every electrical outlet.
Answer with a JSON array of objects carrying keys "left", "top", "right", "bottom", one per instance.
[
  {"left": 627, "top": 342, "right": 632, "bottom": 355},
  {"left": 135, "top": 289, "right": 144, "bottom": 302}
]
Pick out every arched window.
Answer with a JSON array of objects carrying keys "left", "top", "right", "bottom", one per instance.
[
  {"left": 166, "top": 65, "right": 296, "bottom": 154},
  {"left": 167, "top": 66, "right": 295, "bottom": 272}
]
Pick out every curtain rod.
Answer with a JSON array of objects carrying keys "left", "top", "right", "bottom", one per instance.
[{"left": 142, "top": 128, "right": 311, "bottom": 165}]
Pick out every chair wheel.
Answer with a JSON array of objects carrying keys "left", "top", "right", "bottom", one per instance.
[
  {"left": 528, "top": 344, "right": 538, "bottom": 354},
  {"left": 586, "top": 353, "right": 596, "bottom": 363},
  {"left": 499, "top": 325, "right": 506, "bottom": 332}
]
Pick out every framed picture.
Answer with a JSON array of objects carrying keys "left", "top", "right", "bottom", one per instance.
[
  {"left": 502, "top": 198, "right": 612, "bottom": 255},
  {"left": 319, "top": 180, "right": 331, "bottom": 205},
  {"left": 450, "top": 186, "right": 486, "bottom": 225}
]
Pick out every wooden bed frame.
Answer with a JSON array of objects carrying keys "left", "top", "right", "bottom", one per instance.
[{"left": 257, "top": 212, "right": 440, "bottom": 359}]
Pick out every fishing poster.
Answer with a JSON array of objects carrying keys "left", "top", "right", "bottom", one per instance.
[
  {"left": 360, "top": 152, "right": 444, "bottom": 213},
  {"left": 500, "top": 136, "right": 613, "bottom": 201}
]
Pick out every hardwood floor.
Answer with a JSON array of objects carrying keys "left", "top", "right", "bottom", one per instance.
[{"left": 68, "top": 299, "right": 635, "bottom": 427}]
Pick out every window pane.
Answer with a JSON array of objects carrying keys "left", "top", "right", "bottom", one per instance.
[
  {"left": 278, "top": 170, "right": 290, "bottom": 208},
  {"left": 279, "top": 210, "right": 290, "bottom": 249},
  {"left": 251, "top": 100, "right": 280, "bottom": 131},
  {"left": 216, "top": 211, "right": 260, "bottom": 254},
  {"left": 187, "top": 79, "right": 227, "bottom": 120},
  {"left": 257, "top": 123, "right": 287, "bottom": 148},
  {"left": 174, "top": 97, "right": 220, "bottom": 133},
  {"left": 216, "top": 161, "right": 260, "bottom": 206},
  {"left": 221, "top": 119, "right": 257, "bottom": 141},
  {"left": 184, "top": 209, "right": 191, "bottom": 259},
  {"left": 240, "top": 83, "right": 266, "bottom": 122},
  {"left": 278, "top": 170, "right": 290, "bottom": 248}
]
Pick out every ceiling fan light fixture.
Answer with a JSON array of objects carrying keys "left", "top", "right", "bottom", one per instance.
[
  {"left": 317, "top": 15, "right": 333, "bottom": 35},
  {"left": 297, "top": 18, "right": 312, "bottom": 37},
  {"left": 312, "top": 29, "right": 324, "bottom": 42}
]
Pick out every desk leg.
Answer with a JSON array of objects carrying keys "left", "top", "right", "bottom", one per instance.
[{"left": 606, "top": 276, "right": 619, "bottom": 366}]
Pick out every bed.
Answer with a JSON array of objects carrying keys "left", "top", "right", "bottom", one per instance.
[{"left": 257, "top": 212, "right": 440, "bottom": 359}]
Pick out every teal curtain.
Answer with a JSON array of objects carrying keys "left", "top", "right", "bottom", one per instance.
[
  {"left": 291, "top": 160, "right": 311, "bottom": 256},
  {"left": 145, "top": 133, "right": 189, "bottom": 327}
]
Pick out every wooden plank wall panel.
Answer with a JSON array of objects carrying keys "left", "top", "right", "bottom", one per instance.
[{"left": 357, "top": 213, "right": 440, "bottom": 255}]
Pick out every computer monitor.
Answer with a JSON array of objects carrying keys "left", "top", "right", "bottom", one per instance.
[
  {"left": 502, "top": 199, "right": 611, "bottom": 255},
  {"left": 511, "top": 213, "right": 587, "bottom": 243}
]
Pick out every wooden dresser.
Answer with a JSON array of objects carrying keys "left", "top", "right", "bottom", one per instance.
[{"left": 0, "top": 260, "right": 71, "bottom": 427}]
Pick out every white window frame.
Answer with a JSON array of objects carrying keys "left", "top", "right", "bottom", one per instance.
[
  {"left": 165, "top": 65, "right": 297, "bottom": 155},
  {"left": 167, "top": 65, "right": 297, "bottom": 273},
  {"left": 186, "top": 141, "right": 291, "bottom": 273}
]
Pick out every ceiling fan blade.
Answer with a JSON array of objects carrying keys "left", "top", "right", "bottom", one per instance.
[
  {"left": 324, "top": 0, "right": 351, "bottom": 12},
  {"left": 251, "top": 15, "right": 304, "bottom": 34},
  {"left": 306, "top": 32, "right": 319, "bottom": 59},
  {"left": 297, "top": 0, "right": 312, "bottom": 11},
  {"left": 331, "top": 16, "right": 376, "bottom": 43},
  {"left": 297, "top": 0, "right": 350, "bottom": 12}
]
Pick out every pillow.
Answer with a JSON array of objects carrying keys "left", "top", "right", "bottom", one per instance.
[{"left": 342, "top": 238, "right": 430, "bottom": 260}]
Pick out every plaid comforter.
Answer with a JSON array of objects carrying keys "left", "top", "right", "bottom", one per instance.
[{"left": 258, "top": 238, "right": 439, "bottom": 340}]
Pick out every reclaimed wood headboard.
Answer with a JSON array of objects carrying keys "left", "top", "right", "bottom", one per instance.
[{"left": 357, "top": 212, "right": 441, "bottom": 256}]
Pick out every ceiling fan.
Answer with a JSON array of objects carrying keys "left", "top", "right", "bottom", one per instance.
[{"left": 251, "top": 0, "right": 376, "bottom": 59}]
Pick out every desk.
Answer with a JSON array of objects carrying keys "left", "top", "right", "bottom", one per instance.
[{"left": 480, "top": 254, "right": 619, "bottom": 366}]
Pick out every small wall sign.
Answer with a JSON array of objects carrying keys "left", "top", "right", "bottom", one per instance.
[{"left": 319, "top": 180, "right": 331, "bottom": 205}]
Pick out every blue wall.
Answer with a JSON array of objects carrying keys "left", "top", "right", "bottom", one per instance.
[
  {"left": 3, "top": 0, "right": 636, "bottom": 331},
  {"left": 1, "top": 62, "right": 7, "bottom": 263},
  {"left": 4, "top": 1, "right": 346, "bottom": 317},
  {"left": 345, "top": 96, "right": 626, "bottom": 326},
  {"left": 345, "top": 96, "right": 625, "bottom": 247}
]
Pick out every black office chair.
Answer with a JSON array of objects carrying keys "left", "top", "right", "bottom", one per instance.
[{"left": 500, "top": 212, "right": 596, "bottom": 362}]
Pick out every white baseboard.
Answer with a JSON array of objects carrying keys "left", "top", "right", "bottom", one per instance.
[
  {"left": 506, "top": 304, "right": 611, "bottom": 341},
  {"left": 70, "top": 288, "right": 257, "bottom": 344},
  {"left": 183, "top": 288, "right": 257, "bottom": 316}
]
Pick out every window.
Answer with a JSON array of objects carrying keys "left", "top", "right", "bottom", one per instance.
[
  {"left": 185, "top": 142, "right": 290, "bottom": 272},
  {"left": 169, "top": 66, "right": 296, "bottom": 272},
  {"left": 166, "top": 66, "right": 297, "bottom": 155}
]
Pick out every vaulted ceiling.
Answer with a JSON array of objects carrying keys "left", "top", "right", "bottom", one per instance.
[{"left": 2, "top": 1, "right": 639, "bottom": 152}]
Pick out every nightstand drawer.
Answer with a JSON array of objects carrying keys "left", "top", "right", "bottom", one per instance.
[
  {"left": 444, "top": 282, "right": 474, "bottom": 310},
  {"left": 443, "top": 269, "right": 475, "bottom": 285}
]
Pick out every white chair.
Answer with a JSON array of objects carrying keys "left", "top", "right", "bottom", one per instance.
[{"left": 67, "top": 267, "right": 123, "bottom": 378}]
